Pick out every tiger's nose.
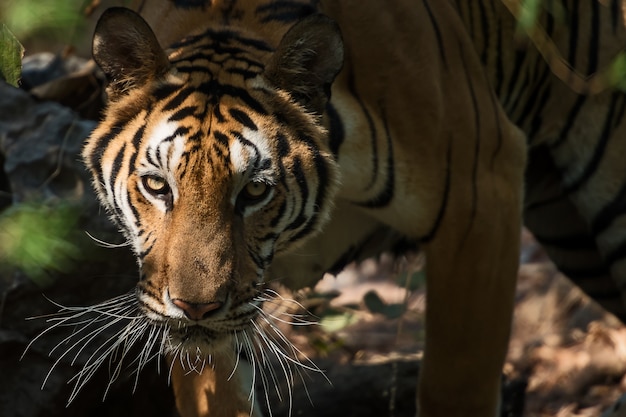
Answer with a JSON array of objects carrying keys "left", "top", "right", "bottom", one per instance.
[{"left": 172, "top": 299, "right": 224, "bottom": 321}]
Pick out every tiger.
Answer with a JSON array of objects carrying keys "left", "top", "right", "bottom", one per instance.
[{"left": 77, "top": 0, "right": 626, "bottom": 416}]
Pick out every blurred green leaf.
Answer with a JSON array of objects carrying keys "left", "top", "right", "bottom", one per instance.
[
  {"left": 0, "top": 24, "right": 24, "bottom": 87},
  {"left": 319, "top": 310, "right": 358, "bottom": 333},
  {"left": 608, "top": 51, "right": 626, "bottom": 92},
  {"left": 1, "top": 0, "right": 85, "bottom": 42},
  {"left": 0, "top": 202, "right": 82, "bottom": 286},
  {"left": 517, "top": 0, "right": 542, "bottom": 33},
  {"left": 363, "top": 290, "right": 406, "bottom": 319}
]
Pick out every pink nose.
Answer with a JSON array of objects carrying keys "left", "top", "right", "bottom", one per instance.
[{"left": 172, "top": 299, "right": 223, "bottom": 320}]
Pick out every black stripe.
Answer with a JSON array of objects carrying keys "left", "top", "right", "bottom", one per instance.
[
  {"left": 275, "top": 132, "right": 291, "bottom": 158},
  {"left": 90, "top": 124, "right": 125, "bottom": 188},
  {"left": 326, "top": 102, "right": 344, "bottom": 158},
  {"left": 232, "top": 131, "right": 261, "bottom": 163},
  {"left": 611, "top": 0, "right": 620, "bottom": 33},
  {"left": 213, "top": 131, "right": 230, "bottom": 146},
  {"left": 129, "top": 182, "right": 143, "bottom": 226},
  {"left": 173, "top": 49, "right": 264, "bottom": 71},
  {"left": 163, "top": 87, "right": 196, "bottom": 112},
  {"left": 346, "top": 67, "right": 378, "bottom": 189},
  {"left": 586, "top": 0, "right": 600, "bottom": 75},
  {"left": 211, "top": 142, "right": 231, "bottom": 167},
  {"left": 247, "top": 247, "right": 265, "bottom": 270},
  {"left": 285, "top": 156, "right": 308, "bottom": 232},
  {"left": 198, "top": 81, "right": 268, "bottom": 115},
  {"left": 170, "top": 28, "right": 273, "bottom": 53},
  {"left": 488, "top": 91, "right": 503, "bottom": 167},
  {"left": 526, "top": 86, "right": 551, "bottom": 142},
  {"left": 423, "top": 0, "right": 448, "bottom": 68},
  {"left": 175, "top": 65, "right": 216, "bottom": 75},
  {"left": 465, "top": 0, "right": 475, "bottom": 38},
  {"left": 110, "top": 142, "right": 127, "bottom": 181},
  {"left": 226, "top": 67, "right": 262, "bottom": 80},
  {"left": 229, "top": 108, "right": 258, "bottom": 131},
  {"left": 420, "top": 136, "right": 452, "bottom": 243},
  {"left": 139, "top": 242, "right": 153, "bottom": 263},
  {"left": 515, "top": 65, "right": 551, "bottom": 130},
  {"left": 356, "top": 104, "right": 394, "bottom": 208},
  {"left": 312, "top": 152, "right": 330, "bottom": 212},
  {"left": 493, "top": 17, "right": 505, "bottom": 96},
  {"left": 460, "top": 44, "right": 480, "bottom": 243},
  {"left": 270, "top": 200, "right": 287, "bottom": 228},
  {"left": 477, "top": 0, "right": 489, "bottom": 64},
  {"left": 139, "top": 297, "right": 163, "bottom": 314},
  {"left": 110, "top": 143, "right": 127, "bottom": 220},
  {"left": 287, "top": 152, "right": 332, "bottom": 244},
  {"left": 163, "top": 126, "right": 191, "bottom": 143},
  {"left": 128, "top": 124, "right": 146, "bottom": 175},
  {"left": 501, "top": 50, "right": 527, "bottom": 113},
  {"left": 172, "top": 0, "right": 209, "bottom": 9},
  {"left": 566, "top": 0, "right": 580, "bottom": 67},
  {"left": 187, "top": 130, "right": 204, "bottom": 143},
  {"left": 591, "top": 179, "right": 626, "bottom": 236},
  {"left": 564, "top": 92, "right": 619, "bottom": 193},
  {"left": 255, "top": 1, "right": 316, "bottom": 23},
  {"left": 544, "top": 0, "right": 555, "bottom": 36},
  {"left": 169, "top": 106, "right": 198, "bottom": 122},
  {"left": 549, "top": 95, "right": 586, "bottom": 148},
  {"left": 153, "top": 83, "right": 183, "bottom": 101}
]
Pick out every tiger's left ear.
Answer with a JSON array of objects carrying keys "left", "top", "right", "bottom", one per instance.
[
  {"left": 264, "top": 14, "right": 344, "bottom": 115},
  {"left": 92, "top": 7, "right": 170, "bottom": 101}
]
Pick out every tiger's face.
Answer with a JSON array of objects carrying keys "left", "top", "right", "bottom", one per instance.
[{"left": 84, "top": 8, "right": 343, "bottom": 355}]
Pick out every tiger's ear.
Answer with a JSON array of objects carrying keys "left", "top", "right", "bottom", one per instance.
[
  {"left": 264, "top": 14, "right": 344, "bottom": 115},
  {"left": 92, "top": 7, "right": 169, "bottom": 101}
]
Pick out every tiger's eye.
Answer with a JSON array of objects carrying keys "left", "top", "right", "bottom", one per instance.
[
  {"left": 142, "top": 176, "right": 170, "bottom": 196},
  {"left": 242, "top": 181, "right": 268, "bottom": 200}
]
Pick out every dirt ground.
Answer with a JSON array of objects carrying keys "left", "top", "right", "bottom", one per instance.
[{"left": 264, "top": 229, "right": 626, "bottom": 417}]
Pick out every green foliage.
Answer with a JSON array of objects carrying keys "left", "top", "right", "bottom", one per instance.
[
  {"left": 1, "top": 0, "right": 86, "bottom": 44},
  {"left": 609, "top": 52, "right": 626, "bottom": 92},
  {"left": 516, "top": 0, "right": 542, "bottom": 33},
  {"left": 0, "top": 24, "right": 24, "bottom": 87},
  {"left": 515, "top": 0, "right": 565, "bottom": 33},
  {"left": 0, "top": 202, "right": 82, "bottom": 286},
  {"left": 319, "top": 308, "right": 359, "bottom": 332}
]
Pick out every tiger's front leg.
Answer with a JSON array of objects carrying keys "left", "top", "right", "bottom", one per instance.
[
  {"left": 417, "top": 124, "right": 526, "bottom": 417},
  {"left": 169, "top": 353, "right": 257, "bottom": 417}
]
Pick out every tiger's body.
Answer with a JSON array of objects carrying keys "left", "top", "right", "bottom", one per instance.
[{"left": 81, "top": 1, "right": 626, "bottom": 416}]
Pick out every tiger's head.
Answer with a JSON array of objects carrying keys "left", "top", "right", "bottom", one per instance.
[{"left": 83, "top": 7, "right": 343, "bottom": 356}]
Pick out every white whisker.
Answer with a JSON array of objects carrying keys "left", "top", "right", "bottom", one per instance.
[
  {"left": 85, "top": 231, "right": 131, "bottom": 248},
  {"left": 25, "top": 291, "right": 164, "bottom": 405}
]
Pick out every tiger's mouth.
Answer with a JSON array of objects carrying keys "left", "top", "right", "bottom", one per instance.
[
  {"left": 166, "top": 324, "right": 232, "bottom": 353},
  {"left": 153, "top": 301, "right": 262, "bottom": 355}
]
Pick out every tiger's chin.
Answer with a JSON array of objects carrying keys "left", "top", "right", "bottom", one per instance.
[{"left": 166, "top": 326, "right": 232, "bottom": 353}]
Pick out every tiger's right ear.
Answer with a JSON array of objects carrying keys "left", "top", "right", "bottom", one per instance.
[{"left": 92, "top": 7, "right": 169, "bottom": 101}]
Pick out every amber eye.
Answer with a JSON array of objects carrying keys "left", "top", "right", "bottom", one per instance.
[
  {"left": 236, "top": 182, "right": 271, "bottom": 213},
  {"left": 142, "top": 175, "right": 170, "bottom": 196},
  {"left": 241, "top": 181, "right": 269, "bottom": 201}
]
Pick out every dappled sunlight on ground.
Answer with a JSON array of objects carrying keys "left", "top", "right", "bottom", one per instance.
[{"left": 268, "top": 229, "right": 626, "bottom": 416}]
